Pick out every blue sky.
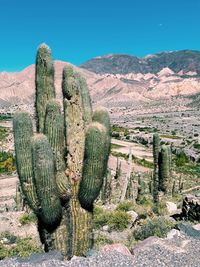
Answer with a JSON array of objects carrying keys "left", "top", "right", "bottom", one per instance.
[{"left": 0, "top": 0, "right": 200, "bottom": 71}]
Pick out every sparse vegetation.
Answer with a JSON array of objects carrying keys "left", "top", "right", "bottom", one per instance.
[
  {"left": 0, "top": 114, "right": 12, "bottom": 121},
  {"left": 111, "top": 143, "right": 125, "bottom": 149},
  {"left": 111, "top": 151, "right": 129, "bottom": 160},
  {"left": 0, "top": 234, "right": 42, "bottom": 260},
  {"left": 111, "top": 125, "right": 129, "bottom": 136},
  {"left": 193, "top": 143, "right": 200, "bottom": 150},
  {"left": 0, "top": 151, "right": 16, "bottom": 174},
  {"left": 175, "top": 151, "right": 189, "bottom": 167},
  {"left": 134, "top": 127, "right": 157, "bottom": 133},
  {"left": 0, "top": 127, "right": 9, "bottom": 141},
  {"left": 160, "top": 134, "right": 182, "bottom": 139},
  {"left": 133, "top": 157, "right": 154, "bottom": 168},
  {"left": 93, "top": 206, "right": 131, "bottom": 231},
  {"left": 116, "top": 200, "right": 135, "bottom": 212},
  {"left": 133, "top": 217, "right": 176, "bottom": 241},
  {"left": 94, "top": 234, "right": 114, "bottom": 249},
  {"left": 19, "top": 212, "right": 37, "bottom": 225}
]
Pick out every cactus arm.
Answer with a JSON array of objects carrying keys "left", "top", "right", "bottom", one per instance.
[
  {"left": 44, "top": 100, "right": 71, "bottom": 200},
  {"left": 31, "top": 134, "right": 62, "bottom": 228},
  {"left": 35, "top": 44, "right": 56, "bottom": 133},
  {"left": 13, "top": 112, "right": 38, "bottom": 212},
  {"left": 76, "top": 73, "right": 93, "bottom": 125},
  {"left": 78, "top": 122, "right": 109, "bottom": 211}
]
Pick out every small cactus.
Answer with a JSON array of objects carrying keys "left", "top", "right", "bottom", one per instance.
[
  {"left": 158, "top": 145, "right": 170, "bottom": 194},
  {"left": 152, "top": 133, "right": 160, "bottom": 202}
]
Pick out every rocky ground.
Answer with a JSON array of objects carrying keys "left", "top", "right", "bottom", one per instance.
[{"left": 1, "top": 224, "right": 200, "bottom": 267}]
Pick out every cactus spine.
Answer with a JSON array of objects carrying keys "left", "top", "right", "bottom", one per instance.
[{"left": 13, "top": 44, "right": 110, "bottom": 258}]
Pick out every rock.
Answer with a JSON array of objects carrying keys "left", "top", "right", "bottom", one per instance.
[
  {"left": 17, "top": 250, "right": 64, "bottom": 264},
  {"left": 166, "top": 201, "right": 178, "bottom": 215},
  {"left": 131, "top": 236, "right": 160, "bottom": 253},
  {"left": 100, "top": 243, "right": 132, "bottom": 256},
  {"left": 176, "top": 222, "right": 200, "bottom": 239},
  {"left": 193, "top": 224, "right": 200, "bottom": 231},
  {"left": 0, "top": 237, "right": 9, "bottom": 244},
  {"left": 195, "top": 192, "right": 200, "bottom": 198},
  {"left": 85, "top": 249, "right": 98, "bottom": 257},
  {"left": 127, "top": 210, "right": 138, "bottom": 226},
  {"left": 166, "top": 229, "right": 181, "bottom": 239},
  {"left": 102, "top": 225, "right": 110, "bottom": 231},
  {"left": 181, "top": 194, "right": 200, "bottom": 221}
]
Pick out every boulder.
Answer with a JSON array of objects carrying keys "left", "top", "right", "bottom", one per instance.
[
  {"left": 127, "top": 210, "right": 138, "bottom": 227},
  {"left": 132, "top": 236, "right": 160, "bottom": 254},
  {"left": 166, "top": 201, "right": 178, "bottom": 215},
  {"left": 181, "top": 194, "right": 200, "bottom": 221},
  {"left": 100, "top": 243, "right": 132, "bottom": 256},
  {"left": 166, "top": 229, "right": 181, "bottom": 239}
]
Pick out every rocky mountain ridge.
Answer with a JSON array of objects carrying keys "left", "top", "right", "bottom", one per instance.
[
  {"left": 0, "top": 53, "right": 200, "bottom": 119},
  {"left": 80, "top": 50, "right": 200, "bottom": 75}
]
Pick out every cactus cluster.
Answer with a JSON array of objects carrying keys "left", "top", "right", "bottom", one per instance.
[
  {"left": 13, "top": 44, "right": 110, "bottom": 258},
  {"left": 152, "top": 133, "right": 172, "bottom": 202}
]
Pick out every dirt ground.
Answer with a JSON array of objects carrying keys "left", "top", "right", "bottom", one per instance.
[
  {"left": 111, "top": 138, "right": 153, "bottom": 162},
  {"left": 0, "top": 174, "right": 39, "bottom": 242}
]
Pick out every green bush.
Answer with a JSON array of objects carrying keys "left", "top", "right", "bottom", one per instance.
[
  {"left": 0, "top": 236, "right": 42, "bottom": 260},
  {"left": 93, "top": 206, "right": 109, "bottom": 229},
  {"left": 0, "top": 151, "right": 16, "bottom": 174},
  {"left": 194, "top": 143, "right": 200, "bottom": 150},
  {"left": 175, "top": 151, "right": 188, "bottom": 167},
  {"left": 0, "top": 127, "right": 9, "bottom": 141},
  {"left": 116, "top": 201, "right": 135, "bottom": 212},
  {"left": 94, "top": 234, "right": 114, "bottom": 249},
  {"left": 111, "top": 125, "right": 129, "bottom": 136},
  {"left": 108, "top": 211, "right": 131, "bottom": 231},
  {"left": 93, "top": 207, "right": 131, "bottom": 231},
  {"left": 0, "top": 231, "right": 17, "bottom": 244},
  {"left": 0, "top": 114, "right": 12, "bottom": 121},
  {"left": 133, "top": 217, "right": 176, "bottom": 241},
  {"left": 152, "top": 201, "right": 169, "bottom": 216},
  {"left": 19, "top": 212, "right": 37, "bottom": 225}
]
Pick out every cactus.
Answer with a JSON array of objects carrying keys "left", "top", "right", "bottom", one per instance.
[
  {"left": 13, "top": 44, "right": 110, "bottom": 258},
  {"left": 15, "top": 181, "right": 25, "bottom": 211},
  {"left": 101, "top": 169, "right": 112, "bottom": 204},
  {"left": 172, "top": 180, "right": 176, "bottom": 197},
  {"left": 114, "top": 157, "right": 122, "bottom": 180},
  {"left": 136, "top": 174, "right": 146, "bottom": 203},
  {"left": 158, "top": 145, "right": 170, "bottom": 194},
  {"left": 167, "top": 145, "right": 172, "bottom": 176},
  {"left": 152, "top": 133, "right": 160, "bottom": 202},
  {"left": 121, "top": 147, "right": 132, "bottom": 201},
  {"left": 126, "top": 172, "right": 138, "bottom": 202}
]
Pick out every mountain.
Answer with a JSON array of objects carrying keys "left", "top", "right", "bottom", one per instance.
[
  {"left": 0, "top": 53, "right": 200, "bottom": 124},
  {"left": 80, "top": 50, "right": 200, "bottom": 75}
]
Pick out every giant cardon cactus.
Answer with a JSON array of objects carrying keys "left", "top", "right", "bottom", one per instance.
[{"left": 13, "top": 44, "right": 110, "bottom": 258}]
